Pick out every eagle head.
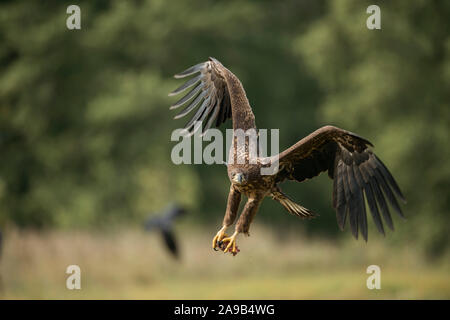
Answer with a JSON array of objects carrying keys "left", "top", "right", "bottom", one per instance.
[{"left": 231, "top": 172, "right": 247, "bottom": 185}]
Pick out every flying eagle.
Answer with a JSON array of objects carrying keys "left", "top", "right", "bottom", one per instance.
[{"left": 169, "top": 58, "right": 406, "bottom": 255}]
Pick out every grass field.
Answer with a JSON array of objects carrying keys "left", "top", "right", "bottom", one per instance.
[{"left": 0, "top": 225, "right": 449, "bottom": 299}]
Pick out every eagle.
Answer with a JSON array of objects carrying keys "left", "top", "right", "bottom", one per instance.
[{"left": 169, "top": 58, "right": 406, "bottom": 256}]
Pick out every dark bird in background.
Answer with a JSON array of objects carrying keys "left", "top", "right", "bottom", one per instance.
[
  {"left": 144, "top": 204, "right": 186, "bottom": 259},
  {"left": 169, "top": 58, "right": 406, "bottom": 256}
]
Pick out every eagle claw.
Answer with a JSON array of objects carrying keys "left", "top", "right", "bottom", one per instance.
[
  {"left": 212, "top": 226, "right": 228, "bottom": 251},
  {"left": 219, "top": 232, "right": 239, "bottom": 256}
]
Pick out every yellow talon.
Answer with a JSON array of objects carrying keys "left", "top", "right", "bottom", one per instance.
[
  {"left": 212, "top": 226, "right": 228, "bottom": 250},
  {"left": 221, "top": 232, "right": 239, "bottom": 255}
]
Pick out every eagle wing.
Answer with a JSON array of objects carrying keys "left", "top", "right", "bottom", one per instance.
[
  {"left": 169, "top": 58, "right": 232, "bottom": 136},
  {"left": 273, "top": 125, "right": 406, "bottom": 241}
]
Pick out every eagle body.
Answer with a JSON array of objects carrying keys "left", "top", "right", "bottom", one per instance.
[{"left": 169, "top": 58, "right": 406, "bottom": 255}]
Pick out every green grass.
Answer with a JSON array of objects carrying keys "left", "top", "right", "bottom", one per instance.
[{"left": 0, "top": 225, "right": 449, "bottom": 299}]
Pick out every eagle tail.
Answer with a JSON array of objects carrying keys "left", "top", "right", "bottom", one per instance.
[{"left": 271, "top": 189, "right": 316, "bottom": 219}]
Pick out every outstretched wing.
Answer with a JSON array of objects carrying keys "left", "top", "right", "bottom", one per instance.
[
  {"left": 169, "top": 58, "right": 232, "bottom": 136},
  {"left": 273, "top": 125, "right": 406, "bottom": 241}
]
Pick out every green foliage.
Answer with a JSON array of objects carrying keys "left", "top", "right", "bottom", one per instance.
[{"left": 0, "top": 1, "right": 448, "bottom": 255}]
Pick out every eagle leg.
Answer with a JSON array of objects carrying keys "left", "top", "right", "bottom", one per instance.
[
  {"left": 212, "top": 186, "right": 242, "bottom": 251},
  {"left": 220, "top": 231, "right": 240, "bottom": 256},
  {"left": 212, "top": 226, "right": 228, "bottom": 251}
]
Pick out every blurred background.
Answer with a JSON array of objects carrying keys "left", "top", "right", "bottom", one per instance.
[{"left": 0, "top": 0, "right": 449, "bottom": 299}]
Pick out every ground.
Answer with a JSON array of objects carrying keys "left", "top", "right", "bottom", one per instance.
[{"left": 0, "top": 225, "right": 449, "bottom": 299}]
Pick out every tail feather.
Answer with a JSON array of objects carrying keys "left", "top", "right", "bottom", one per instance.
[{"left": 271, "top": 190, "right": 315, "bottom": 219}]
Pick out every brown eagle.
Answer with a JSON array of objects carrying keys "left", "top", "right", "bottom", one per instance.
[{"left": 169, "top": 58, "right": 405, "bottom": 255}]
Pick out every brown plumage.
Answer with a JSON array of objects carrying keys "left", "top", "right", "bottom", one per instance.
[{"left": 169, "top": 58, "right": 406, "bottom": 255}]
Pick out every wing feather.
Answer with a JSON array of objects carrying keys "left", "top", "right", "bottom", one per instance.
[
  {"left": 372, "top": 162, "right": 404, "bottom": 218},
  {"left": 174, "top": 62, "right": 206, "bottom": 78},
  {"left": 271, "top": 189, "right": 315, "bottom": 218},
  {"left": 373, "top": 155, "right": 406, "bottom": 202},
  {"left": 334, "top": 160, "right": 347, "bottom": 230},
  {"left": 353, "top": 162, "right": 384, "bottom": 236},
  {"left": 182, "top": 96, "right": 211, "bottom": 134},
  {"left": 173, "top": 90, "right": 207, "bottom": 119},
  {"left": 170, "top": 82, "right": 204, "bottom": 109},
  {"left": 169, "top": 58, "right": 232, "bottom": 135},
  {"left": 346, "top": 164, "right": 359, "bottom": 239},
  {"left": 360, "top": 162, "right": 395, "bottom": 231},
  {"left": 169, "top": 74, "right": 202, "bottom": 97},
  {"left": 272, "top": 125, "right": 405, "bottom": 240}
]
